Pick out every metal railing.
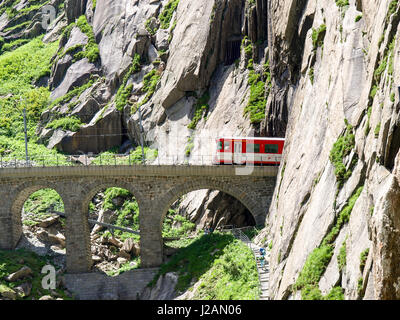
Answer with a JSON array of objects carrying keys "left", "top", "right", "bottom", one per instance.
[
  {"left": 225, "top": 226, "right": 263, "bottom": 299},
  {"left": 51, "top": 210, "right": 140, "bottom": 235},
  {"left": 0, "top": 154, "right": 282, "bottom": 169}
]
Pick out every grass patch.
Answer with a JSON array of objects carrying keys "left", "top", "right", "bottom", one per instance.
[
  {"left": 0, "top": 248, "right": 71, "bottom": 300},
  {"left": 359, "top": 248, "right": 370, "bottom": 273},
  {"left": 23, "top": 188, "right": 64, "bottom": 224},
  {"left": 335, "top": 0, "right": 349, "bottom": 7},
  {"left": 131, "top": 69, "right": 161, "bottom": 113},
  {"left": 294, "top": 186, "right": 363, "bottom": 300},
  {"left": 162, "top": 209, "right": 195, "bottom": 238},
  {"left": 73, "top": 15, "right": 99, "bottom": 63},
  {"left": 0, "top": 37, "right": 58, "bottom": 138},
  {"left": 338, "top": 240, "right": 347, "bottom": 271},
  {"left": 115, "top": 54, "right": 141, "bottom": 111},
  {"left": 149, "top": 232, "right": 259, "bottom": 299},
  {"left": 188, "top": 92, "right": 210, "bottom": 130},
  {"left": 45, "top": 116, "right": 83, "bottom": 132},
  {"left": 329, "top": 123, "right": 358, "bottom": 190}
]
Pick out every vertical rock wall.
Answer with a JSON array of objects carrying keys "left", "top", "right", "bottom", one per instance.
[{"left": 256, "top": 0, "right": 400, "bottom": 300}]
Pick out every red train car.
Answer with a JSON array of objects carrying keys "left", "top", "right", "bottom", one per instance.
[{"left": 214, "top": 137, "right": 285, "bottom": 165}]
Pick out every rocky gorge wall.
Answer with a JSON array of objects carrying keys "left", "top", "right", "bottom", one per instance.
[{"left": 254, "top": 0, "right": 400, "bottom": 300}]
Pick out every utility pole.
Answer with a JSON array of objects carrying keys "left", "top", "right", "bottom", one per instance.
[
  {"left": 137, "top": 105, "right": 145, "bottom": 165},
  {"left": 23, "top": 107, "right": 28, "bottom": 164},
  {"left": 19, "top": 98, "right": 29, "bottom": 164}
]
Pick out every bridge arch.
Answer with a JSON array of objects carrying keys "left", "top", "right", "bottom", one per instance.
[
  {"left": 80, "top": 179, "right": 146, "bottom": 215},
  {"left": 157, "top": 178, "right": 265, "bottom": 231},
  {"left": 10, "top": 181, "right": 67, "bottom": 249}
]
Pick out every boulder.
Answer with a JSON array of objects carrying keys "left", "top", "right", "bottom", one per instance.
[
  {"left": 39, "top": 295, "right": 54, "bottom": 300},
  {"left": 0, "top": 287, "right": 17, "bottom": 300},
  {"left": 121, "top": 238, "right": 140, "bottom": 256},
  {"left": 117, "top": 257, "right": 128, "bottom": 266},
  {"left": 91, "top": 209, "right": 117, "bottom": 235},
  {"left": 155, "top": 28, "right": 170, "bottom": 51},
  {"left": 14, "top": 282, "right": 32, "bottom": 297},
  {"left": 5, "top": 266, "right": 33, "bottom": 282},
  {"left": 47, "top": 232, "right": 66, "bottom": 248},
  {"left": 50, "top": 58, "right": 98, "bottom": 101},
  {"left": 38, "top": 215, "right": 59, "bottom": 228},
  {"left": 121, "top": 238, "right": 135, "bottom": 253},
  {"left": 108, "top": 237, "right": 122, "bottom": 248},
  {"left": 92, "top": 255, "right": 102, "bottom": 263},
  {"left": 117, "top": 250, "right": 131, "bottom": 260},
  {"left": 141, "top": 272, "right": 178, "bottom": 300}
]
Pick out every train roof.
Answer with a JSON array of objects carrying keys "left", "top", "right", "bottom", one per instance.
[{"left": 217, "top": 137, "right": 285, "bottom": 141}]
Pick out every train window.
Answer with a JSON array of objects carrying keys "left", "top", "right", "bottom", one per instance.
[
  {"left": 224, "top": 141, "right": 231, "bottom": 150},
  {"left": 217, "top": 141, "right": 223, "bottom": 150},
  {"left": 246, "top": 143, "right": 260, "bottom": 153},
  {"left": 265, "top": 144, "right": 279, "bottom": 154}
]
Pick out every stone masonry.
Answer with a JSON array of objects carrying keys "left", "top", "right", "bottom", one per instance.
[
  {"left": 64, "top": 268, "right": 159, "bottom": 299},
  {"left": 0, "top": 165, "right": 278, "bottom": 273}
]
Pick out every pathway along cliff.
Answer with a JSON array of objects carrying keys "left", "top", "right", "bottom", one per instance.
[{"left": 1, "top": 0, "right": 400, "bottom": 300}]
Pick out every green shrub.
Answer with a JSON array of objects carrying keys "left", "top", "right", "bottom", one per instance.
[
  {"left": 335, "top": 0, "right": 349, "bottom": 7},
  {"left": 159, "top": 0, "right": 180, "bottom": 29},
  {"left": 100, "top": 187, "right": 140, "bottom": 242},
  {"left": 324, "top": 286, "right": 344, "bottom": 300},
  {"left": 115, "top": 54, "right": 141, "bottom": 111},
  {"left": 364, "top": 106, "right": 372, "bottom": 136},
  {"left": 329, "top": 124, "right": 357, "bottom": 189},
  {"left": 359, "top": 248, "right": 370, "bottom": 273},
  {"left": 23, "top": 189, "right": 64, "bottom": 223},
  {"left": 243, "top": 60, "right": 271, "bottom": 123},
  {"left": 132, "top": 69, "right": 161, "bottom": 113},
  {"left": 46, "top": 116, "right": 83, "bottom": 132},
  {"left": 312, "top": 24, "right": 327, "bottom": 49},
  {"left": 74, "top": 15, "right": 100, "bottom": 63},
  {"left": 0, "top": 248, "right": 71, "bottom": 300},
  {"left": 374, "top": 123, "right": 381, "bottom": 138},
  {"left": 188, "top": 92, "right": 210, "bottom": 130}
]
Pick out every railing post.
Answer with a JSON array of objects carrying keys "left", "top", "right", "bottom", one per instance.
[
  {"left": 56, "top": 155, "right": 59, "bottom": 167},
  {"left": 100, "top": 154, "right": 102, "bottom": 166},
  {"left": 114, "top": 154, "right": 116, "bottom": 166},
  {"left": 14, "top": 157, "right": 17, "bottom": 168},
  {"left": 128, "top": 153, "right": 131, "bottom": 166}
]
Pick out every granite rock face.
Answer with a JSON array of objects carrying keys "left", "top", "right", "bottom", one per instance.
[{"left": 254, "top": 0, "right": 400, "bottom": 300}]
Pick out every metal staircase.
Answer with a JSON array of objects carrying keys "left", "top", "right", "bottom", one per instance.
[{"left": 228, "top": 227, "right": 270, "bottom": 300}]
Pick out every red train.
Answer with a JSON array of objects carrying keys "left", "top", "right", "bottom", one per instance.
[{"left": 214, "top": 137, "right": 285, "bottom": 165}]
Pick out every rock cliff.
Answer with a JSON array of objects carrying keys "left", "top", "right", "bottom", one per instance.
[{"left": 255, "top": 0, "right": 400, "bottom": 300}]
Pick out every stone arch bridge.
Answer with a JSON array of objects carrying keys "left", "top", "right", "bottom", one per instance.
[{"left": 0, "top": 165, "right": 278, "bottom": 273}]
